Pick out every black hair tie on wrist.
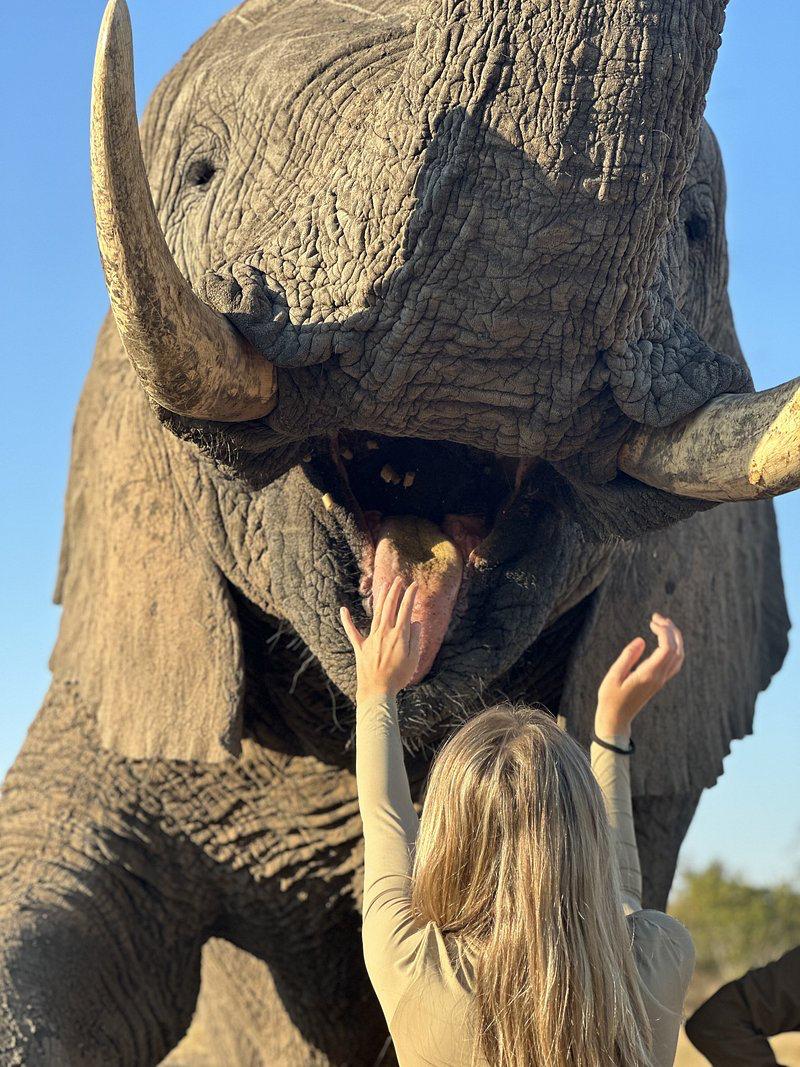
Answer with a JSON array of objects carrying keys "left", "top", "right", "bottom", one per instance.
[{"left": 592, "top": 732, "right": 635, "bottom": 756}]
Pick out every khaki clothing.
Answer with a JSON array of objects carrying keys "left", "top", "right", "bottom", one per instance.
[
  {"left": 356, "top": 697, "right": 695, "bottom": 1066},
  {"left": 685, "top": 946, "right": 800, "bottom": 1065}
]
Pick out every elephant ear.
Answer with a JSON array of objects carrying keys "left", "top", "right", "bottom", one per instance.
[
  {"left": 560, "top": 499, "right": 788, "bottom": 796},
  {"left": 51, "top": 316, "right": 244, "bottom": 762}
]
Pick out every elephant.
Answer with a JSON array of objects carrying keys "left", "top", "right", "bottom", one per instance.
[{"left": 0, "top": 0, "right": 796, "bottom": 1063}]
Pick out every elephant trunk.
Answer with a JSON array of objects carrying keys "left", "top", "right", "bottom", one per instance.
[
  {"left": 91, "top": 0, "right": 277, "bottom": 422},
  {"left": 403, "top": 0, "right": 726, "bottom": 350}
]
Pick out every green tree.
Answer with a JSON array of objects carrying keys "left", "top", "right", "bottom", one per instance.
[{"left": 671, "top": 864, "right": 800, "bottom": 983}]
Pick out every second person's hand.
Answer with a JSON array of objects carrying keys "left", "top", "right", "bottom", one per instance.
[
  {"left": 595, "top": 614, "right": 684, "bottom": 740},
  {"left": 340, "top": 577, "right": 421, "bottom": 704}
]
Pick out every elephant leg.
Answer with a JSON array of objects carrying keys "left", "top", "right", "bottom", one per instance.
[
  {"left": 0, "top": 694, "right": 216, "bottom": 1066},
  {"left": 0, "top": 829, "right": 214, "bottom": 1067},
  {"left": 167, "top": 938, "right": 398, "bottom": 1067},
  {"left": 632, "top": 790, "right": 703, "bottom": 911}
]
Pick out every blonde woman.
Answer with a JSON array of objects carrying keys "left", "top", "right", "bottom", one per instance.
[{"left": 340, "top": 577, "right": 694, "bottom": 1067}]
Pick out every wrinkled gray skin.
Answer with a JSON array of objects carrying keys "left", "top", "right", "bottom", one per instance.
[{"left": 0, "top": 1, "right": 789, "bottom": 1064}]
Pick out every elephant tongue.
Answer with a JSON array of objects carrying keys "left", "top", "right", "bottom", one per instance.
[{"left": 373, "top": 516, "right": 464, "bottom": 684}]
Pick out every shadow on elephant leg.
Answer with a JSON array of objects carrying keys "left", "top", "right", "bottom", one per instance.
[{"left": 164, "top": 938, "right": 392, "bottom": 1067}]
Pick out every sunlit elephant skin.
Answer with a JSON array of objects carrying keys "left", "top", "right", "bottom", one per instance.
[{"left": 0, "top": 1, "right": 791, "bottom": 1064}]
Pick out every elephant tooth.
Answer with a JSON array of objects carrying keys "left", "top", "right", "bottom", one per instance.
[
  {"left": 322, "top": 492, "right": 335, "bottom": 511},
  {"left": 403, "top": 471, "right": 416, "bottom": 488}
]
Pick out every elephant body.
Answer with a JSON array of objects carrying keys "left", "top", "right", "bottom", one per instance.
[{"left": 0, "top": 0, "right": 790, "bottom": 1063}]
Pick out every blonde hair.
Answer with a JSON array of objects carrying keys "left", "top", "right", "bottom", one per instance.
[{"left": 410, "top": 704, "right": 654, "bottom": 1067}]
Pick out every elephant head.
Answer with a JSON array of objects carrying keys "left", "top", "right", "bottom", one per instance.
[{"left": 53, "top": 0, "right": 793, "bottom": 772}]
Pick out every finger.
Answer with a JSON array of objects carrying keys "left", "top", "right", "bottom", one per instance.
[
  {"left": 673, "top": 623, "right": 684, "bottom": 661},
  {"left": 381, "top": 576, "right": 406, "bottom": 631},
  {"left": 408, "top": 620, "right": 422, "bottom": 668},
  {"left": 628, "top": 645, "right": 671, "bottom": 686},
  {"left": 649, "top": 615, "right": 679, "bottom": 656},
  {"left": 659, "top": 619, "right": 684, "bottom": 679},
  {"left": 371, "top": 580, "right": 390, "bottom": 632},
  {"left": 664, "top": 635, "right": 685, "bottom": 680},
  {"left": 607, "top": 637, "right": 647, "bottom": 684},
  {"left": 339, "top": 606, "right": 365, "bottom": 650},
  {"left": 396, "top": 581, "right": 418, "bottom": 638}
]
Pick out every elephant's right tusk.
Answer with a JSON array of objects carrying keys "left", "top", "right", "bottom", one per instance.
[
  {"left": 618, "top": 377, "right": 800, "bottom": 502},
  {"left": 90, "top": 0, "right": 277, "bottom": 421}
]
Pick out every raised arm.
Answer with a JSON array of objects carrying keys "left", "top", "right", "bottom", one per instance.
[
  {"left": 355, "top": 688, "right": 419, "bottom": 915},
  {"left": 341, "top": 578, "right": 422, "bottom": 1020},
  {"left": 592, "top": 615, "right": 685, "bottom": 913},
  {"left": 591, "top": 736, "right": 643, "bottom": 912}
]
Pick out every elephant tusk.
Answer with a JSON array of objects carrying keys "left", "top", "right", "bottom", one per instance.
[
  {"left": 618, "top": 377, "right": 800, "bottom": 502},
  {"left": 90, "top": 0, "right": 277, "bottom": 421}
]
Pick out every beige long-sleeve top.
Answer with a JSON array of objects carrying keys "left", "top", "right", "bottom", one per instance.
[{"left": 356, "top": 696, "right": 695, "bottom": 1067}]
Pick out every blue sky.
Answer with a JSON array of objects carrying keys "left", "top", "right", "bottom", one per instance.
[{"left": 1, "top": 3, "right": 797, "bottom": 886}]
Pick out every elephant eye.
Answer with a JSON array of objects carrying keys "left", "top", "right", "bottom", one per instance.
[
  {"left": 184, "top": 159, "right": 217, "bottom": 188},
  {"left": 685, "top": 214, "right": 709, "bottom": 243}
]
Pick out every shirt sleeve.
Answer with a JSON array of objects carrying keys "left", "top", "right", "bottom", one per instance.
[
  {"left": 355, "top": 693, "right": 422, "bottom": 1022},
  {"left": 685, "top": 946, "right": 800, "bottom": 1066},
  {"left": 631, "top": 911, "right": 696, "bottom": 1065},
  {"left": 590, "top": 735, "right": 642, "bottom": 913}
]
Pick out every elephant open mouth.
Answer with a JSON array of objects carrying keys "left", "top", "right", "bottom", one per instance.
[
  {"left": 322, "top": 432, "right": 529, "bottom": 682},
  {"left": 288, "top": 429, "right": 585, "bottom": 703}
]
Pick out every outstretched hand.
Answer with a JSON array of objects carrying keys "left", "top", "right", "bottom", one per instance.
[
  {"left": 595, "top": 614, "right": 684, "bottom": 739},
  {"left": 340, "top": 577, "right": 422, "bottom": 704}
]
